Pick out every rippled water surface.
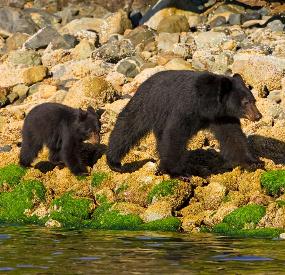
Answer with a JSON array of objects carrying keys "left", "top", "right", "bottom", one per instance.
[{"left": 0, "top": 225, "right": 285, "bottom": 274}]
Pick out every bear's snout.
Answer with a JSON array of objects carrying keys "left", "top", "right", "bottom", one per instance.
[
  {"left": 87, "top": 132, "right": 101, "bottom": 144},
  {"left": 244, "top": 103, "right": 262, "bottom": 122}
]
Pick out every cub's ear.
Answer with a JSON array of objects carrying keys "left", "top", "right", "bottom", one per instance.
[
  {"left": 78, "top": 108, "right": 88, "bottom": 121},
  {"left": 87, "top": 106, "right": 96, "bottom": 114},
  {"left": 218, "top": 77, "right": 232, "bottom": 103}
]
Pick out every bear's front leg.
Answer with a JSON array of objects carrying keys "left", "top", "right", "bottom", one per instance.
[
  {"left": 156, "top": 117, "right": 194, "bottom": 180},
  {"left": 60, "top": 134, "right": 88, "bottom": 176},
  {"left": 210, "top": 122, "right": 264, "bottom": 169}
]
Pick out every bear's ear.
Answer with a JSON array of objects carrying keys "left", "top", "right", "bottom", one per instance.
[
  {"left": 218, "top": 77, "right": 232, "bottom": 103},
  {"left": 233, "top": 73, "right": 244, "bottom": 82},
  {"left": 78, "top": 108, "right": 88, "bottom": 121}
]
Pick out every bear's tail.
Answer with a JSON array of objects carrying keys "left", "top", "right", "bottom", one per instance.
[{"left": 106, "top": 108, "right": 150, "bottom": 172}]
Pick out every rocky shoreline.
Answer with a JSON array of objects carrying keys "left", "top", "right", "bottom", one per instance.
[{"left": 1, "top": 0, "right": 285, "bottom": 237}]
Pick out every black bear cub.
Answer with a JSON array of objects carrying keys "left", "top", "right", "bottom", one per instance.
[
  {"left": 20, "top": 103, "right": 101, "bottom": 175},
  {"left": 106, "top": 70, "right": 262, "bottom": 179}
]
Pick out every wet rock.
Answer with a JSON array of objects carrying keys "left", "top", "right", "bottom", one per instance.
[
  {"left": 112, "top": 202, "right": 145, "bottom": 216},
  {"left": 142, "top": 201, "right": 172, "bottom": 223},
  {"left": 157, "top": 32, "right": 180, "bottom": 52},
  {"left": 22, "top": 65, "right": 48, "bottom": 85},
  {"left": 195, "top": 182, "right": 227, "bottom": 210},
  {"left": 125, "top": 25, "right": 155, "bottom": 48},
  {"left": 93, "top": 39, "right": 135, "bottom": 63},
  {"left": 7, "top": 49, "right": 41, "bottom": 66},
  {"left": 24, "top": 26, "right": 63, "bottom": 50},
  {"left": 3, "top": 32, "right": 30, "bottom": 53},
  {"left": 258, "top": 202, "right": 285, "bottom": 229},
  {"left": 241, "top": 12, "right": 261, "bottom": 24},
  {"left": 194, "top": 31, "right": 227, "bottom": 50},
  {"left": 232, "top": 54, "right": 285, "bottom": 92},
  {"left": 0, "top": 7, "right": 39, "bottom": 36},
  {"left": 116, "top": 56, "right": 144, "bottom": 78},
  {"left": 157, "top": 14, "right": 189, "bottom": 33},
  {"left": 182, "top": 212, "right": 206, "bottom": 232}
]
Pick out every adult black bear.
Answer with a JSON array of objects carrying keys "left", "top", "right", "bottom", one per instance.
[
  {"left": 20, "top": 103, "right": 101, "bottom": 175},
  {"left": 106, "top": 70, "right": 262, "bottom": 179}
]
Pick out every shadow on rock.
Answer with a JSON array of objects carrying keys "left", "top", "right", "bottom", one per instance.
[
  {"left": 34, "top": 143, "right": 107, "bottom": 174},
  {"left": 249, "top": 134, "right": 285, "bottom": 165}
]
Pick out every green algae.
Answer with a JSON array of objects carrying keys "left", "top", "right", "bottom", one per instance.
[
  {"left": 276, "top": 200, "right": 285, "bottom": 208},
  {"left": 0, "top": 164, "right": 27, "bottom": 186},
  {"left": 0, "top": 180, "right": 46, "bottom": 224},
  {"left": 147, "top": 179, "right": 178, "bottom": 204},
  {"left": 261, "top": 170, "right": 285, "bottom": 196},
  {"left": 91, "top": 172, "right": 109, "bottom": 188},
  {"left": 115, "top": 183, "right": 128, "bottom": 194},
  {"left": 140, "top": 217, "right": 181, "bottom": 232},
  {"left": 212, "top": 223, "right": 283, "bottom": 238},
  {"left": 223, "top": 204, "right": 266, "bottom": 229},
  {"left": 50, "top": 193, "right": 93, "bottom": 228}
]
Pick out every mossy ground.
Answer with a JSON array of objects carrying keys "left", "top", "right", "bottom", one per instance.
[
  {"left": 91, "top": 172, "right": 109, "bottom": 188},
  {"left": 0, "top": 179, "right": 46, "bottom": 224},
  {"left": 261, "top": 170, "right": 285, "bottom": 196},
  {"left": 0, "top": 164, "right": 26, "bottom": 186},
  {"left": 147, "top": 179, "right": 178, "bottom": 204}
]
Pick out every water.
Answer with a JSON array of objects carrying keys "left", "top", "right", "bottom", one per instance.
[{"left": 0, "top": 226, "right": 285, "bottom": 274}]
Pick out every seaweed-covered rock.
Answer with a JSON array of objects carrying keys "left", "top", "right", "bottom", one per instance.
[
  {"left": 261, "top": 170, "right": 285, "bottom": 196},
  {"left": 0, "top": 164, "right": 26, "bottom": 186}
]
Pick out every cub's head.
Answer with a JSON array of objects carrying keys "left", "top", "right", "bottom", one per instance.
[
  {"left": 216, "top": 74, "right": 262, "bottom": 122},
  {"left": 76, "top": 106, "right": 102, "bottom": 144}
]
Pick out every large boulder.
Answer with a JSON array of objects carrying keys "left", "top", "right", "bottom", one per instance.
[{"left": 232, "top": 54, "right": 285, "bottom": 92}]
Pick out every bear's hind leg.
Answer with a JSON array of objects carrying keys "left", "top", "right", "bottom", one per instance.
[
  {"left": 19, "top": 138, "right": 42, "bottom": 167},
  {"left": 48, "top": 149, "right": 63, "bottom": 165}
]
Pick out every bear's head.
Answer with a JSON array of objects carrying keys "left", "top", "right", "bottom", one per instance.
[
  {"left": 75, "top": 106, "right": 102, "bottom": 144},
  {"left": 220, "top": 74, "right": 262, "bottom": 122}
]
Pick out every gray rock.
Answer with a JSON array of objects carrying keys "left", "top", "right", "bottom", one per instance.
[
  {"left": 116, "top": 56, "right": 144, "bottom": 78},
  {"left": 125, "top": 25, "right": 155, "bottom": 47},
  {"left": 51, "top": 34, "right": 78, "bottom": 50},
  {"left": 229, "top": 14, "right": 241, "bottom": 25},
  {"left": 241, "top": 12, "right": 261, "bottom": 24},
  {"left": 7, "top": 49, "right": 42, "bottom": 66},
  {"left": 0, "top": 7, "right": 39, "bottom": 36},
  {"left": 93, "top": 39, "right": 135, "bottom": 63},
  {"left": 194, "top": 31, "right": 226, "bottom": 50},
  {"left": 24, "top": 26, "right": 63, "bottom": 50},
  {"left": 23, "top": 8, "right": 61, "bottom": 28},
  {"left": 0, "top": 145, "right": 12, "bottom": 153},
  {"left": 267, "top": 20, "right": 284, "bottom": 32},
  {"left": 209, "top": 16, "right": 227, "bottom": 28},
  {"left": 192, "top": 50, "right": 232, "bottom": 74},
  {"left": 157, "top": 32, "right": 180, "bottom": 52}
]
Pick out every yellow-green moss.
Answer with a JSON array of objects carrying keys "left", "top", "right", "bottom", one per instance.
[
  {"left": 222, "top": 204, "right": 266, "bottom": 229},
  {"left": 0, "top": 180, "right": 46, "bottom": 224},
  {"left": 147, "top": 179, "right": 178, "bottom": 204},
  {"left": 91, "top": 172, "right": 109, "bottom": 188},
  {"left": 50, "top": 193, "right": 93, "bottom": 228},
  {"left": 212, "top": 223, "right": 283, "bottom": 238},
  {"left": 276, "top": 200, "right": 285, "bottom": 208},
  {"left": 140, "top": 217, "right": 181, "bottom": 232},
  {"left": 0, "top": 164, "right": 27, "bottom": 186},
  {"left": 261, "top": 170, "right": 285, "bottom": 196}
]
